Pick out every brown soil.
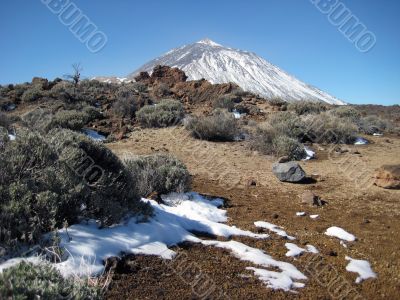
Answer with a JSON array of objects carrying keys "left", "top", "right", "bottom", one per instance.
[{"left": 104, "top": 126, "right": 400, "bottom": 299}]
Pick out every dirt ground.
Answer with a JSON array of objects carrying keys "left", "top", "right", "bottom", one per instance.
[{"left": 105, "top": 126, "right": 400, "bottom": 299}]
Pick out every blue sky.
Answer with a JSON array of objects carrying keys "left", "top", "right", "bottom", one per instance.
[{"left": 0, "top": 0, "right": 399, "bottom": 105}]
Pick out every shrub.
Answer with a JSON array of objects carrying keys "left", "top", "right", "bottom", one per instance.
[
  {"left": 185, "top": 110, "right": 240, "bottom": 141},
  {"left": 212, "top": 95, "right": 235, "bottom": 111},
  {"left": 303, "top": 113, "right": 358, "bottom": 144},
  {"left": 249, "top": 126, "right": 306, "bottom": 160},
  {"left": 287, "top": 100, "right": 329, "bottom": 115},
  {"left": 272, "top": 135, "right": 306, "bottom": 160},
  {"left": 0, "top": 128, "right": 151, "bottom": 250},
  {"left": 0, "top": 261, "right": 101, "bottom": 299},
  {"left": 268, "top": 98, "right": 286, "bottom": 107},
  {"left": 21, "top": 86, "right": 43, "bottom": 102},
  {"left": 113, "top": 98, "right": 137, "bottom": 118},
  {"left": 125, "top": 154, "right": 191, "bottom": 197},
  {"left": 330, "top": 106, "right": 361, "bottom": 122},
  {"left": 46, "top": 110, "right": 89, "bottom": 131},
  {"left": 268, "top": 112, "right": 306, "bottom": 139},
  {"left": 358, "top": 115, "right": 392, "bottom": 135},
  {"left": 0, "top": 112, "right": 11, "bottom": 129},
  {"left": 136, "top": 99, "right": 184, "bottom": 127}
]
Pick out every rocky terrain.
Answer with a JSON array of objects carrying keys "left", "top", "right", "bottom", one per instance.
[{"left": 0, "top": 66, "right": 399, "bottom": 300}]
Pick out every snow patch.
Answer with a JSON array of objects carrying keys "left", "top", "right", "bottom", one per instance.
[
  {"left": 354, "top": 137, "right": 369, "bottom": 145},
  {"left": 296, "top": 212, "right": 306, "bottom": 217},
  {"left": 284, "top": 243, "right": 319, "bottom": 257},
  {"left": 82, "top": 129, "right": 106, "bottom": 142},
  {"left": 310, "top": 215, "right": 319, "bottom": 219},
  {"left": 345, "top": 256, "right": 376, "bottom": 283},
  {"left": 255, "top": 221, "right": 295, "bottom": 240},
  {"left": 325, "top": 226, "right": 356, "bottom": 242},
  {"left": 303, "top": 147, "right": 315, "bottom": 161}
]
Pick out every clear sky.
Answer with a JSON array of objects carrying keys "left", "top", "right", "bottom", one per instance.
[{"left": 0, "top": 0, "right": 399, "bottom": 105}]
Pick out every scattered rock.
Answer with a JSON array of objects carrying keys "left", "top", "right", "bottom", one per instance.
[
  {"left": 310, "top": 174, "right": 324, "bottom": 182},
  {"left": 373, "top": 165, "right": 400, "bottom": 189},
  {"left": 272, "top": 162, "right": 306, "bottom": 182},
  {"left": 272, "top": 213, "right": 279, "bottom": 219},
  {"left": 247, "top": 179, "right": 257, "bottom": 186},
  {"left": 300, "top": 191, "right": 324, "bottom": 206},
  {"left": 277, "top": 156, "right": 290, "bottom": 163}
]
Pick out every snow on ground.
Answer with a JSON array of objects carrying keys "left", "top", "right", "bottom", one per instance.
[
  {"left": 201, "top": 240, "right": 307, "bottom": 291},
  {"left": 325, "top": 226, "right": 356, "bottom": 242},
  {"left": 0, "top": 192, "right": 312, "bottom": 292},
  {"left": 0, "top": 257, "right": 42, "bottom": 273},
  {"left": 284, "top": 243, "right": 319, "bottom": 257},
  {"left": 345, "top": 256, "right": 377, "bottom": 283},
  {"left": 303, "top": 147, "right": 315, "bottom": 161},
  {"left": 254, "top": 221, "right": 295, "bottom": 240},
  {"left": 310, "top": 215, "right": 319, "bottom": 219},
  {"left": 232, "top": 109, "right": 242, "bottom": 119},
  {"left": 354, "top": 137, "right": 369, "bottom": 145},
  {"left": 82, "top": 129, "right": 106, "bottom": 142},
  {"left": 296, "top": 212, "right": 306, "bottom": 217},
  {"left": 8, "top": 134, "right": 16, "bottom": 141}
]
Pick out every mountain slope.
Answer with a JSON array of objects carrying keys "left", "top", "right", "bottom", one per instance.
[{"left": 129, "top": 39, "right": 345, "bottom": 105}]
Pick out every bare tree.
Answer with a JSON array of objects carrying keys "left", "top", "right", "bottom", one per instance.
[{"left": 65, "top": 63, "right": 83, "bottom": 88}]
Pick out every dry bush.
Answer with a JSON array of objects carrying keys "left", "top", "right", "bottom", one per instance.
[
  {"left": 125, "top": 154, "right": 191, "bottom": 197},
  {"left": 185, "top": 110, "right": 240, "bottom": 141},
  {"left": 136, "top": 99, "right": 184, "bottom": 127},
  {"left": 287, "top": 100, "right": 329, "bottom": 115}
]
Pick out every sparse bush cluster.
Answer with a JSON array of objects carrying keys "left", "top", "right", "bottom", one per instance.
[
  {"left": 125, "top": 154, "right": 191, "bottom": 197},
  {"left": 250, "top": 123, "right": 306, "bottom": 160},
  {"left": 287, "top": 100, "right": 329, "bottom": 115},
  {"left": 0, "top": 128, "right": 151, "bottom": 251},
  {"left": 185, "top": 110, "right": 240, "bottom": 141},
  {"left": 212, "top": 95, "right": 235, "bottom": 112},
  {"left": 302, "top": 112, "right": 358, "bottom": 144},
  {"left": 137, "top": 99, "right": 184, "bottom": 128},
  {"left": 0, "top": 261, "right": 101, "bottom": 299},
  {"left": 358, "top": 115, "right": 392, "bottom": 135}
]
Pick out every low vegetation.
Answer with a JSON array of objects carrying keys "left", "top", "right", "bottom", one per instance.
[
  {"left": 185, "top": 110, "right": 240, "bottom": 141},
  {"left": 136, "top": 99, "right": 184, "bottom": 127},
  {"left": 125, "top": 154, "right": 191, "bottom": 197},
  {"left": 0, "top": 128, "right": 151, "bottom": 251},
  {"left": 0, "top": 261, "right": 101, "bottom": 299},
  {"left": 287, "top": 100, "right": 329, "bottom": 115}
]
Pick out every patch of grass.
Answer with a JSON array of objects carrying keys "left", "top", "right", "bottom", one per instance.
[
  {"left": 185, "top": 110, "right": 240, "bottom": 141},
  {"left": 0, "top": 261, "right": 101, "bottom": 299},
  {"left": 136, "top": 99, "right": 184, "bottom": 128},
  {"left": 125, "top": 154, "right": 191, "bottom": 197}
]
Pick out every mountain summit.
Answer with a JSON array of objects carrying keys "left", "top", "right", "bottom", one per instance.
[{"left": 129, "top": 39, "right": 345, "bottom": 105}]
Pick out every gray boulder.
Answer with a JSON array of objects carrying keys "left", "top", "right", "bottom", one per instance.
[{"left": 272, "top": 161, "right": 306, "bottom": 182}]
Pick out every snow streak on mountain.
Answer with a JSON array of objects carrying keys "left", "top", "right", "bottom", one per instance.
[{"left": 129, "top": 39, "right": 345, "bottom": 105}]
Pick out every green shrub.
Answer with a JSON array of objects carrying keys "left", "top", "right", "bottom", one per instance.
[
  {"left": 185, "top": 110, "right": 240, "bottom": 141},
  {"left": 303, "top": 113, "right": 358, "bottom": 144},
  {"left": 136, "top": 99, "right": 184, "bottom": 127},
  {"left": 21, "top": 86, "right": 43, "bottom": 102},
  {"left": 358, "top": 115, "right": 392, "bottom": 135},
  {"left": 268, "top": 98, "right": 286, "bottom": 107},
  {"left": 287, "top": 100, "right": 329, "bottom": 115},
  {"left": 212, "top": 95, "right": 235, "bottom": 112},
  {"left": 125, "top": 154, "right": 191, "bottom": 197},
  {"left": 330, "top": 106, "right": 361, "bottom": 122},
  {"left": 0, "top": 261, "right": 101, "bottom": 299},
  {"left": 268, "top": 112, "right": 306, "bottom": 139},
  {"left": 46, "top": 110, "right": 89, "bottom": 131},
  {"left": 272, "top": 135, "right": 306, "bottom": 160},
  {"left": 0, "top": 128, "right": 151, "bottom": 249},
  {"left": 249, "top": 126, "right": 306, "bottom": 160},
  {"left": 0, "top": 112, "right": 11, "bottom": 129},
  {"left": 112, "top": 98, "right": 137, "bottom": 118}
]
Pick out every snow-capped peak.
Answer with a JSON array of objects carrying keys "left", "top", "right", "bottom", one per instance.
[
  {"left": 196, "top": 38, "right": 222, "bottom": 47},
  {"left": 129, "top": 40, "right": 346, "bottom": 105}
]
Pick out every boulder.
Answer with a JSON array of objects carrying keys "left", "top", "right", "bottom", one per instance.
[
  {"left": 373, "top": 165, "right": 400, "bottom": 189},
  {"left": 272, "top": 161, "right": 306, "bottom": 182}
]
